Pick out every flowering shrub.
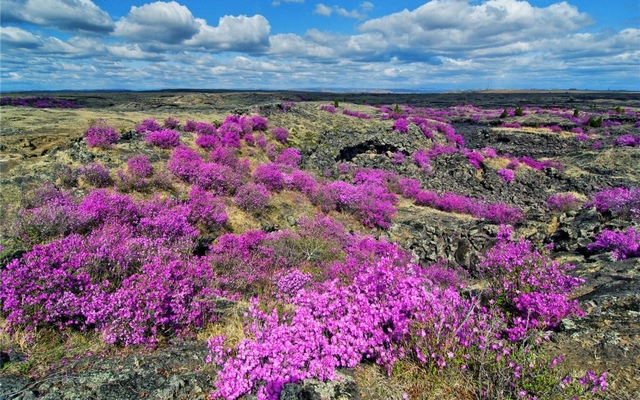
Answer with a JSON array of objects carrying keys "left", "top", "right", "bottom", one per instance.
[
  {"left": 588, "top": 187, "right": 640, "bottom": 220},
  {"left": 546, "top": 193, "right": 580, "bottom": 213},
  {"left": 480, "top": 202, "right": 525, "bottom": 225},
  {"left": 497, "top": 168, "right": 514, "bottom": 183},
  {"left": 250, "top": 116, "right": 268, "bottom": 131},
  {"left": 1, "top": 96, "right": 82, "bottom": 108},
  {"left": 0, "top": 189, "right": 224, "bottom": 346},
  {"left": 126, "top": 155, "right": 153, "bottom": 179},
  {"left": 390, "top": 151, "right": 406, "bottom": 164},
  {"left": 274, "top": 269, "right": 312, "bottom": 301},
  {"left": 163, "top": 116, "right": 180, "bottom": 129},
  {"left": 519, "top": 156, "right": 563, "bottom": 171},
  {"left": 207, "top": 254, "right": 471, "bottom": 399},
  {"left": 86, "top": 119, "right": 120, "bottom": 148},
  {"left": 184, "top": 119, "right": 198, "bottom": 132},
  {"left": 587, "top": 227, "right": 639, "bottom": 260},
  {"left": 397, "top": 178, "right": 422, "bottom": 198},
  {"left": 462, "top": 149, "right": 484, "bottom": 170},
  {"left": 335, "top": 162, "right": 349, "bottom": 175},
  {"left": 244, "top": 133, "right": 255, "bottom": 146},
  {"left": 196, "top": 162, "right": 244, "bottom": 195},
  {"left": 393, "top": 118, "right": 409, "bottom": 133},
  {"left": 10, "top": 184, "right": 88, "bottom": 246},
  {"left": 253, "top": 163, "right": 285, "bottom": 191},
  {"left": 195, "top": 122, "right": 217, "bottom": 136},
  {"left": 256, "top": 135, "right": 267, "bottom": 150},
  {"left": 313, "top": 181, "right": 397, "bottom": 228},
  {"left": 412, "top": 149, "right": 431, "bottom": 170},
  {"left": 144, "top": 129, "right": 181, "bottom": 148},
  {"left": 272, "top": 127, "right": 289, "bottom": 144},
  {"left": 55, "top": 165, "right": 78, "bottom": 188},
  {"left": 136, "top": 118, "right": 161, "bottom": 134},
  {"left": 210, "top": 146, "right": 239, "bottom": 167},
  {"left": 342, "top": 109, "right": 371, "bottom": 119},
  {"left": 195, "top": 134, "right": 220, "bottom": 150},
  {"left": 319, "top": 105, "right": 336, "bottom": 113},
  {"left": 478, "top": 225, "right": 584, "bottom": 341},
  {"left": 286, "top": 170, "right": 317, "bottom": 195},
  {"left": 78, "top": 162, "right": 113, "bottom": 188},
  {"left": 219, "top": 123, "right": 242, "bottom": 148},
  {"left": 614, "top": 134, "right": 640, "bottom": 147},
  {"left": 275, "top": 148, "right": 301, "bottom": 168},
  {"left": 168, "top": 146, "right": 203, "bottom": 183},
  {"left": 411, "top": 189, "right": 524, "bottom": 224},
  {"left": 188, "top": 186, "right": 228, "bottom": 229},
  {"left": 234, "top": 182, "right": 270, "bottom": 214}
]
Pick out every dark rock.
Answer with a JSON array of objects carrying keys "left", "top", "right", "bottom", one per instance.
[{"left": 280, "top": 371, "right": 358, "bottom": 400}]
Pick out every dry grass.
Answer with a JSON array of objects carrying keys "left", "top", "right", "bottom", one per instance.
[
  {"left": 354, "top": 360, "right": 474, "bottom": 400},
  {"left": 483, "top": 156, "right": 511, "bottom": 171},
  {"left": 0, "top": 317, "right": 111, "bottom": 376}
]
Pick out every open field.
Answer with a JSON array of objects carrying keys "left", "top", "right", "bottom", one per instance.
[{"left": 1, "top": 91, "right": 639, "bottom": 399}]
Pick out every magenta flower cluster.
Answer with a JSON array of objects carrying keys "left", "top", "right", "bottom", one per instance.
[
  {"left": 342, "top": 109, "right": 371, "bottom": 119},
  {"left": 587, "top": 227, "right": 639, "bottom": 260},
  {"left": 1, "top": 96, "right": 82, "bottom": 109},
  {"left": 478, "top": 225, "right": 584, "bottom": 341},
  {"left": 144, "top": 129, "right": 181, "bottom": 148},
  {"left": 614, "top": 134, "right": 640, "bottom": 147},
  {"left": 86, "top": 120, "right": 120, "bottom": 148},
  {"left": 78, "top": 162, "right": 113, "bottom": 188},
  {"left": 393, "top": 118, "right": 409, "bottom": 133},
  {"left": 319, "top": 104, "right": 337, "bottom": 113},
  {"left": 546, "top": 193, "right": 581, "bottom": 213},
  {"left": 0, "top": 189, "right": 229, "bottom": 346},
  {"left": 497, "top": 168, "right": 515, "bottom": 183},
  {"left": 588, "top": 187, "right": 640, "bottom": 220},
  {"left": 135, "top": 118, "right": 161, "bottom": 134}
]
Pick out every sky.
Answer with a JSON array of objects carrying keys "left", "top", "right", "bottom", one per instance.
[{"left": 1, "top": 0, "right": 639, "bottom": 92}]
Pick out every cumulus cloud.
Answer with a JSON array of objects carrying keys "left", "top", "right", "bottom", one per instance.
[
  {"left": 185, "top": 14, "right": 271, "bottom": 52},
  {"left": 359, "top": 0, "right": 594, "bottom": 57},
  {"left": 313, "top": 4, "right": 333, "bottom": 17},
  {"left": 114, "top": 1, "right": 201, "bottom": 44},
  {"left": 107, "top": 44, "right": 168, "bottom": 61},
  {"left": 0, "top": 26, "right": 42, "bottom": 49},
  {"left": 1, "top": 0, "right": 637, "bottom": 91},
  {"left": 0, "top": 0, "right": 114, "bottom": 34},
  {"left": 314, "top": 3, "right": 369, "bottom": 19}
]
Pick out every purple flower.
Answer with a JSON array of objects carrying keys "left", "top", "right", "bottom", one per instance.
[
  {"left": 144, "top": 129, "right": 181, "bottom": 148},
  {"left": 497, "top": 169, "right": 514, "bottom": 183},
  {"left": 86, "top": 120, "right": 120, "bottom": 148}
]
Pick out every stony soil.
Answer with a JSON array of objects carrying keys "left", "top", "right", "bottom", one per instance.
[{"left": 1, "top": 90, "right": 639, "bottom": 399}]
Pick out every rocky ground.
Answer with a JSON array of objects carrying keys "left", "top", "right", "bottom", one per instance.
[{"left": 1, "top": 90, "right": 639, "bottom": 399}]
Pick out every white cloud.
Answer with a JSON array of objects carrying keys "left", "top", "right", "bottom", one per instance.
[
  {"left": 0, "top": 26, "right": 42, "bottom": 48},
  {"left": 335, "top": 7, "right": 364, "bottom": 19},
  {"left": 107, "top": 44, "right": 168, "bottom": 61},
  {"left": 360, "top": 2, "right": 374, "bottom": 12},
  {"left": 0, "top": 0, "right": 638, "bottom": 91},
  {"left": 313, "top": 4, "right": 333, "bottom": 17},
  {"left": 186, "top": 14, "right": 271, "bottom": 52},
  {"left": 359, "top": 0, "right": 594, "bottom": 55},
  {"left": 0, "top": 0, "right": 114, "bottom": 34},
  {"left": 313, "top": 3, "right": 369, "bottom": 19},
  {"left": 114, "top": 1, "right": 201, "bottom": 44}
]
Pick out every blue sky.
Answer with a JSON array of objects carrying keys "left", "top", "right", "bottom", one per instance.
[{"left": 1, "top": 0, "right": 638, "bottom": 92}]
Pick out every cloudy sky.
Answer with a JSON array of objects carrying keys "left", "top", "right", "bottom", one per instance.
[{"left": 1, "top": 0, "right": 638, "bottom": 92}]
